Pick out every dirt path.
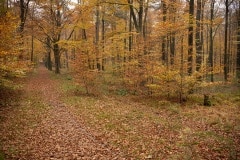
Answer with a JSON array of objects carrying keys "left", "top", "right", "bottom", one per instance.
[
  {"left": 1, "top": 66, "right": 239, "bottom": 159},
  {"left": 0, "top": 66, "right": 122, "bottom": 159}
]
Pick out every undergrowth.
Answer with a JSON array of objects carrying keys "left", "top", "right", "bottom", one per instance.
[{"left": 58, "top": 71, "right": 240, "bottom": 159}]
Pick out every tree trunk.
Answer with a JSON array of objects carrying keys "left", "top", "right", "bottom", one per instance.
[
  {"left": 196, "top": 0, "right": 203, "bottom": 71},
  {"left": 95, "top": 2, "right": 101, "bottom": 71},
  {"left": 18, "top": 0, "right": 30, "bottom": 60},
  {"left": 201, "top": 1, "right": 205, "bottom": 73},
  {"left": 236, "top": 1, "right": 240, "bottom": 79},
  {"left": 143, "top": 0, "right": 149, "bottom": 40},
  {"left": 47, "top": 51, "right": 52, "bottom": 71},
  {"left": 101, "top": 9, "right": 105, "bottom": 71},
  {"left": 204, "top": 94, "right": 211, "bottom": 106},
  {"left": 138, "top": 0, "right": 143, "bottom": 34},
  {"left": 170, "top": 34, "right": 175, "bottom": 65},
  {"left": 180, "top": 36, "right": 184, "bottom": 103},
  {"left": 161, "top": 0, "right": 167, "bottom": 64},
  {"left": 169, "top": 0, "right": 176, "bottom": 65},
  {"left": 224, "top": 0, "right": 230, "bottom": 81},
  {"left": 19, "top": 0, "right": 26, "bottom": 32},
  {"left": 31, "top": 34, "right": 34, "bottom": 62},
  {"left": 30, "top": 5, "right": 35, "bottom": 62},
  {"left": 53, "top": 43, "right": 60, "bottom": 74},
  {"left": 129, "top": 6, "right": 132, "bottom": 52},
  {"left": 209, "top": 0, "right": 215, "bottom": 82},
  {"left": 228, "top": 12, "right": 232, "bottom": 76},
  {"left": 18, "top": 0, "right": 30, "bottom": 31},
  {"left": 188, "top": 0, "right": 194, "bottom": 75},
  {"left": 49, "top": 0, "right": 62, "bottom": 74},
  {"left": 128, "top": 0, "right": 139, "bottom": 32},
  {"left": 46, "top": 37, "right": 52, "bottom": 71}
]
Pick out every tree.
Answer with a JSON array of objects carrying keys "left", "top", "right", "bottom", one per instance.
[
  {"left": 53, "top": 0, "right": 61, "bottom": 74},
  {"left": 169, "top": 0, "right": 176, "bottom": 65},
  {"left": 0, "top": 10, "right": 29, "bottom": 87},
  {"left": 8, "top": 0, "right": 238, "bottom": 97},
  {"left": 209, "top": 0, "right": 215, "bottom": 82},
  {"left": 188, "top": 0, "right": 194, "bottom": 75},
  {"left": 196, "top": 0, "right": 203, "bottom": 72},
  {"left": 224, "top": 0, "right": 234, "bottom": 81},
  {"left": 45, "top": 37, "right": 52, "bottom": 71},
  {"left": 18, "top": 0, "right": 30, "bottom": 32},
  {"left": 34, "top": 0, "right": 76, "bottom": 74},
  {"left": 237, "top": 0, "right": 240, "bottom": 79},
  {"left": 161, "top": 0, "right": 167, "bottom": 64},
  {"left": 95, "top": 1, "right": 101, "bottom": 71},
  {"left": 127, "top": 0, "right": 143, "bottom": 34}
]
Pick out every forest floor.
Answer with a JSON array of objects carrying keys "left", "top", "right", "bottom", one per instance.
[{"left": 0, "top": 65, "right": 240, "bottom": 159}]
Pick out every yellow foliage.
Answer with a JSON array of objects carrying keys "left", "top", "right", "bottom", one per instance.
[{"left": 0, "top": 11, "right": 29, "bottom": 87}]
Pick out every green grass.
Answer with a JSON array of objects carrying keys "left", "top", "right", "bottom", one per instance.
[{"left": 0, "top": 151, "right": 5, "bottom": 160}]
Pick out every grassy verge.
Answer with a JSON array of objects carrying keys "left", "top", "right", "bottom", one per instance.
[{"left": 59, "top": 74, "right": 240, "bottom": 159}]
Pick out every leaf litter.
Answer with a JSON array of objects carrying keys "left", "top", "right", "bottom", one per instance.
[
  {"left": 0, "top": 66, "right": 239, "bottom": 159},
  {"left": 0, "top": 66, "right": 123, "bottom": 159}
]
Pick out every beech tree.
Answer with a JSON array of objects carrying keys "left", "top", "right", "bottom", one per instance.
[
  {"left": 2, "top": 0, "right": 239, "bottom": 98},
  {"left": 34, "top": 0, "right": 76, "bottom": 73},
  {"left": 161, "top": 0, "right": 167, "bottom": 64},
  {"left": 209, "top": 0, "right": 215, "bottom": 82},
  {"left": 196, "top": 0, "right": 204, "bottom": 72},
  {"left": 224, "top": 0, "right": 234, "bottom": 81},
  {"left": 0, "top": 1, "right": 30, "bottom": 87},
  {"left": 236, "top": 0, "right": 240, "bottom": 78},
  {"left": 188, "top": 0, "right": 194, "bottom": 75},
  {"left": 18, "top": 0, "right": 30, "bottom": 33}
]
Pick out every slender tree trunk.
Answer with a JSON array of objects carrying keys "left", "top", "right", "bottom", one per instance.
[
  {"left": 143, "top": 0, "right": 149, "bottom": 55},
  {"left": 101, "top": 11, "right": 105, "bottom": 71},
  {"left": 180, "top": 35, "right": 184, "bottom": 103},
  {"left": 196, "top": 0, "right": 203, "bottom": 71},
  {"left": 219, "top": 31, "right": 222, "bottom": 71},
  {"left": 53, "top": 1, "right": 61, "bottom": 74},
  {"left": 53, "top": 43, "right": 60, "bottom": 74},
  {"left": 170, "top": 34, "right": 175, "bottom": 65},
  {"left": 224, "top": 0, "right": 230, "bottom": 81},
  {"left": 95, "top": 2, "right": 101, "bottom": 71},
  {"left": 129, "top": 6, "right": 132, "bottom": 52},
  {"left": 138, "top": 0, "right": 143, "bottom": 34},
  {"left": 65, "top": 50, "right": 69, "bottom": 69},
  {"left": 161, "top": 0, "right": 167, "bottom": 64},
  {"left": 236, "top": 1, "right": 240, "bottom": 79},
  {"left": 18, "top": 0, "right": 30, "bottom": 60},
  {"left": 79, "top": 0, "right": 87, "bottom": 41},
  {"left": 201, "top": 1, "right": 205, "bottom": 64},
  {"left": 128, "top": 0, "right": 139, "bottom": 32},
  {"left": 19, "top": 0, "right": 29, "bottom": 32},
  {"left": 143, "top": 0, "right": 149, "bottom": 40},
  {"left": 31, "top": 33, "right": 34, "bottom": 62},
  {"left": 169, "top": 0, "right": 176, "bottom": 65},
  {"left": 46, "top": 37, "right": 52, "bottom": 71},
  {"left": 188, "top": 0, "right": 194, "bottom": 75},
  {"left": 82, "top": 29, "right": 87, "bottom": 40},
  {"left": 209, "top": 0, "right": 215, "bottom": 82},
  {"left": 47, "top": 51, "right": 52, "bottom": 71},
  {"left": 228, "top": 12, "right": 232, "bottom": 76},
  {"left": 30, "top": 5, "right": 35, "bottom": 62}
]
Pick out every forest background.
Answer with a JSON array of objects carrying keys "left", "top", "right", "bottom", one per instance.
[
  {"left": 1, "top": 0, "right": 240, "bottom": 102},
  {"left": 0, "top": 0, "right": 240, "bottom": 159}
]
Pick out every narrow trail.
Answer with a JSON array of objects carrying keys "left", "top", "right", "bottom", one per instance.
[{"left": 0, "top": 66, "right": 123, "bottom": 159}]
